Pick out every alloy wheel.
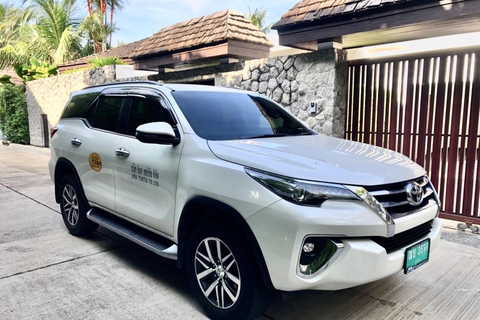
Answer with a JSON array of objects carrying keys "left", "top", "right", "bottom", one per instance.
[
  {"left": 62, "top": 184, "right": 79, "bottom": 226},
  {"left": 194, "top": 237, "right": 241, "bottom": 309}
]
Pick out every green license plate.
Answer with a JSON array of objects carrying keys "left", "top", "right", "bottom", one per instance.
[{"left": 404, "top": 239, "right": 430, "bottom": 274}]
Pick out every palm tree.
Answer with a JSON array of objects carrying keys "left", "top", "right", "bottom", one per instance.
[
  {"left": 108, "top": 0, "right": 127, "bottom": 47},
  {"left": 0, "top": 3, "right": 33, "bottom": 47},
  {"left": 86, "top": 0, "right": 127, "bottom": 49},
  {"left": 0, "top": 0, "right": 83, "bottom": 68},
  {"left": 247, "top": 6, "right": 273, "bottom": 34},
  {"left": 79, "top": 9, "right": 115, "bottom": 53}
]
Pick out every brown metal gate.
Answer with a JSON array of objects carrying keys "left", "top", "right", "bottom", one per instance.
[{"left": 346, "top": 51, "right": 480, "bottom": 224}]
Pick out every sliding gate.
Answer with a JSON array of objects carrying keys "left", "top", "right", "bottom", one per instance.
[{"left": 346, "top": 51, "right": 480, "bottom": 224}]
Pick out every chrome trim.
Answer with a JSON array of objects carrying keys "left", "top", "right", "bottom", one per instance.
[
  {"left": 70, "top": 137, "right": 82, "bottom": 146},
  {"left": 346, "top": 186, "right": 395, "bottom": 237},
  {"left": 369, "top": 188, "right": 405, "bottom": 197},
  {"left": 296, "top": 239, "right": 344, "bottom": 279}
]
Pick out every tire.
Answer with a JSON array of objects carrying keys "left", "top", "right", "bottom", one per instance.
[
  {"left": 60, "top": 175, "right": 98, "bottom": 236},
  {"left": 186, "top": 223, "right": 271, "bottom": 320}
]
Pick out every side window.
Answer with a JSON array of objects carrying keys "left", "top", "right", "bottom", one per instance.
[
  {"left": 61, "top": 92, "right": 99, "bottom": 119},
  {"left": 127, "top": 97, "right": 174, "bottom": 136},
  {"left": 86, "top": 96, "right": 125, "bottom": 132}
]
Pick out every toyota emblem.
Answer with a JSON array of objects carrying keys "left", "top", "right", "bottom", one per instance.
[{"left": 406, "top": 182, "right": 423, "bottom": 206}]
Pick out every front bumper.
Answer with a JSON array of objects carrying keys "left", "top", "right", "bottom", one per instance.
[{"left": 247, "top": 199, "right": 441, "bottom": 291}]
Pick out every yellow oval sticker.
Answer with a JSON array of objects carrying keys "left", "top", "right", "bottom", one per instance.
[{"left": 89, "top": 153, "right": 102, "bottom": 172}]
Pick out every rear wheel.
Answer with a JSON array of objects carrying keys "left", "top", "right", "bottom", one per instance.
[
  {"left": 60, "top": 175, "right": 98, "bottom": 236},
  {"left": 186, "top": 223, "right": 271, "bottom": 320}
]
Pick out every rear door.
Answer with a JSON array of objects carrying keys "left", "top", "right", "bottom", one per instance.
[
  {"left": 75, "top": 92, "right": 130, "bottom": 211},
  {"left": 113, "top": 90, "right": 183, "bottom": 236}
]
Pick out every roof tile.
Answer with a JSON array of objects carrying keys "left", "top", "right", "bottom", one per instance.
[
  {"left": 273, "top": 0, "right": 411, "bottom": 28},
  {"left": 132, "top": 9, "right": 273, "bottom": 58}
]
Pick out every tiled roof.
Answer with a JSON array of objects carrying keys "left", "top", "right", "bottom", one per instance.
[
  {"left": 59, "top": 38, "right": 146, "bottom": 67},
  {"left": 132, "top": 9, "right": 274, "bottom": 58},
  {"left": 274, "top": 0, "right": 410, "bottom": 28}
]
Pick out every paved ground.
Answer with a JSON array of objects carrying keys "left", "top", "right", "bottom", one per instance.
[{"left": 1, "top": 143, "right": 480, "bottom": 320}]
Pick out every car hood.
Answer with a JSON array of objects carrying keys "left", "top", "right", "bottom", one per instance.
[{"left": 207, "top": 135, "right": 425, "bottom": 186}]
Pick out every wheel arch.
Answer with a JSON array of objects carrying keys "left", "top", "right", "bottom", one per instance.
[
  {"left": 54, "top": 158, "right": 87, "bottom": 205},
  {"left": 177, "top": 196, "right": 274, "bottom": 290}
]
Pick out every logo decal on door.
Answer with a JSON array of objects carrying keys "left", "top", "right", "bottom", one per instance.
[{"left": 89, "top": 153, "right": 102, "bottom": 172}]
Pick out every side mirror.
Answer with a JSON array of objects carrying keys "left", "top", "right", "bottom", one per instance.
[{"left": 136, "top": 122, "right": 180, "bottom": 145}]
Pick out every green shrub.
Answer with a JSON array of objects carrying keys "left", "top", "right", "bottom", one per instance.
[
  {"left": 14, "top": 58, "right": 58, "bottom": 82},
  {"left": 0, "top": 84, "right": 29, "bottom": 144},
  {"left": 89, "top": 56, "right": 126, "bottom": 68}
]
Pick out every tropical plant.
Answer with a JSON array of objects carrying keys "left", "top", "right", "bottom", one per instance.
[
  {"left": 0, "top": 3, "right": 33, "bottom": 47},
  {"left": 0, "top": 83, "right": 29, "bottom": 144},
  {"left": 79, "top": 10, "right": 115, "bottom": 53},
  {"left": 247, "top": 6, "right": 273, "bottom": 34},
  {"left": 89, "top": 55, "right": 125, "bottom": 67},
  {"left": 0, "top": 0, "right": 83, "bottom": 69},
  {"left": 14, "top": 58, "right": 58, "bottom": 82},
  {"left": 86, "top": 0, "right": 127, "bottom": 48},
  {"left": 0, "top": 74, "right": 14, "bottom": 85}
]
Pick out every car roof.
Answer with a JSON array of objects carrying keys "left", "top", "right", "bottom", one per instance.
[{"left": 81, "top": 81, "right": 245, "bottom": 94}]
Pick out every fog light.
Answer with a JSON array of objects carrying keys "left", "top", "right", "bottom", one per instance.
[
  {"left": 298, "top": 238, "right": 344, "bottom": 278},
  {"left": 303, "top": 242, "right": 315, "bottom": 253}
]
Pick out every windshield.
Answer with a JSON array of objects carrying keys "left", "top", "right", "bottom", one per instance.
[{"left": 171, "top": 91, "right": 312, "bottom": 140}]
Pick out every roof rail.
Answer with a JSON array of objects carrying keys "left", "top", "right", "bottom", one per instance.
[{"left": 82, "top": 80, "right": 163, "bottom": 90}]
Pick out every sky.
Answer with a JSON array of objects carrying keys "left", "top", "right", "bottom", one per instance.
[{"left": 13, "top": 0, "right": 297, "bottom": 46}]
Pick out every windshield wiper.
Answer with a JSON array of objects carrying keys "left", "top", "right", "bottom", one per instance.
[{"left": 244, "top": 133, "right": 288, "bottom": 139}]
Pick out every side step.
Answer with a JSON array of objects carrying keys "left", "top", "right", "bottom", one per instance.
[{"left": 87, "top": 208, "right": 177, "bottom": 260}]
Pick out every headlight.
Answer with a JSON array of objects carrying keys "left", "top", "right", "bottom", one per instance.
[{"left": 245, "top": 168, "right": 361, "bottom": 206}]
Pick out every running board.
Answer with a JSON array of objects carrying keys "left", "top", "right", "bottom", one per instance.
[{"left": 87, "top": 208, "right": 177, "bottom": 260}]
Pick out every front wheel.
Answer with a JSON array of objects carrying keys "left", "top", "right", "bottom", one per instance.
[
  {"left": 60, "top": 175, "right": 98, "bottom": 236},
  {"left": 186, "top": 223, "right": 271, "bottom": 320}
]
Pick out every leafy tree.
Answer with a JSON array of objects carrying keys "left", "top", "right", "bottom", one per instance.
[
  {"left": 247, "top": 6, "right": 273, "bottom": 34},
  {"left": 0, "top": 0, "right": 83, "bottom": 68}
]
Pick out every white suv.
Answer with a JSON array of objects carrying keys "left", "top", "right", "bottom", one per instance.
[{"left": 49, "top": 81, "right": 442, "bottom": 320}]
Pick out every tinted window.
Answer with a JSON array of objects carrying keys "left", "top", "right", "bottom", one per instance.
[
  {"left": 171, "top": 91, "right": 311, "bottom": 140},
  {"left": 88, "top": 96, "right": 125, "bottom": 132},
  {"left": 61, "top": 92, "right": 99, "bottom": 119},
  {"left": 127, "top": 97, "right": 174, "bottom": 136}
]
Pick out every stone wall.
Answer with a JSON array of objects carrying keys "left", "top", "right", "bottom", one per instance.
[
  {"left": 154, "top": 49, "right": 348, "bottom": 138},
  {"left": 26, "top": 65, "right": 148, "bottom": 146}
]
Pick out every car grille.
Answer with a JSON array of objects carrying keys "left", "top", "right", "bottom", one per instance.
[
  {"left": 371, "top": 220, "right": 433, "bottom": 253},
  {"left": 364, "top": 176, "right": 438, "bottom": 219}
]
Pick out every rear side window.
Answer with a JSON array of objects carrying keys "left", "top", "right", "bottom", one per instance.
[
  {"left": 86, "top": 96, "right": 125, "bottom": 133},
  {"left": 61, "top": 92, "right": 99, "bottom": 119}
]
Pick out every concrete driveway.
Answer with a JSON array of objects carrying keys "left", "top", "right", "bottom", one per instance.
[{"left": 1, "top": 144, "right": 479, "bottom": 320}]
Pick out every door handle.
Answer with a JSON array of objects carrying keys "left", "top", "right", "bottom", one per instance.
[
  {"left": 71, "top": 138, "right": 82, "bottom": 146},
  {"left": 115, "top": 147, "right": 130, "bottom": 158}
]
